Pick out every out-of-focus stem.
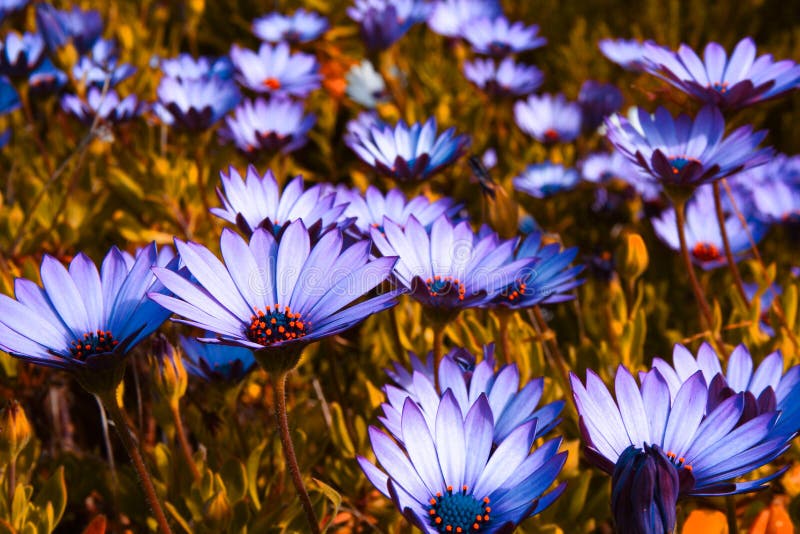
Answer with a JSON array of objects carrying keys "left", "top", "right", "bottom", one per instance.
[
  {"left": 712, "top": 181, "right": 748, "bottom": 303},
  {"left": 674, "top": 200, "right": 715, "bottom": 331},
  {"left": 169, "top": 404, "right": 201, "bottom": 483}
]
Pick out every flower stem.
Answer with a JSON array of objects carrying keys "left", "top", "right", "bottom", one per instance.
[
  {"left": 496, "top": 311, "right": 511, "bottom": 365},
  {"left": 726, "top": 496, "right": 739, "bottom": 534},
  {"left": 272, "top": 372, "right": 320, "bottom": 534},
  {"left": 674, "top": 199, "right": 716, "bottom": 332},
  {"left": 433, "top": 326, "right": 446, "bottom": 369},
  {"left": 169, "top": 404, "right": 201, "bottom": 483},
  {"left": 99, "top": 393, "right": 173, "bottom": 534},
  {"left": 94, "top": 394, "right": 118, "bottom": 487},
  {"left": 712, "top": 181, "right": 748, "bottom": 304},
  {"left": 7, "top": 455, "right": 15, "bottom": 509}
]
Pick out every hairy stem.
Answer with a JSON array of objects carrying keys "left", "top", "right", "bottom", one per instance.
[{"left": 674, "top": 200, "right": 716, "bottom": 332}]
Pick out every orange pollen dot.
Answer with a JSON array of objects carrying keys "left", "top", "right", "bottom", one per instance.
[
  {"left": 692, "top": 242, "right": 722, "bottom": 263},
  {"left": 263, "top": 77, "right": 281, "bottom": 90}
]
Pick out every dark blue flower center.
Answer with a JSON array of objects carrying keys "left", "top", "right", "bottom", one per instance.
[
  {"left": 710, "top": 81, "right": 728, "bottom": 93},
  {"left": 668, "top": 155, "right": 700, "bottom": 174},
  {"left": 543, "top": 128, "right": 560, "bottom": 142},
  {"left": 426, "top": 276, "right": 465, "bottom": 301},
  {"left": 428, "top": 486, "right": 491, "bottom": 533},
  {"left": 691, "top": 242, "right": 722, "bottom": 262},
  {"left": 70, "top": 330, "right": 118, "bottom": 359},
  {"left": 247, "top": 305, "right": 308, "bottom": 346}
]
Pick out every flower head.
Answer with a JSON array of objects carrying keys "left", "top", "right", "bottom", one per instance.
[
  {"left": 180, "top": 335, "right": 256, "bottom": 383},
  {"left": 218, "top": 96, "right": 315, "bottom": 154},
  {"left": 427, "top": 0, "right": 502, "bottom": 38},
  {"left": 346, "top": 114, "right": 469, "bottom": 182},
  {"left": 598, "top": 38, "right": 660, "bottom": 71},
  {"left": 581, "top": 151, "right": 662, "bottom": 201},
  {"left": 252, "top": 9, "right": 328, "bottom": 43},
  {"left": 513, "top": 162, "right": 580, "bottom": 199},
  {"left": 370, "top": 215, "right": 532, "bottom": 310},
  {"left": 149, "top": 223, "right": 398, "bottom": 371},
  {"left": 461, "top": 16, "right": 547, "bottom": 56},
  {"left": 652, "top": 185, "right": 767, "bottom": 270},
  {"left": 28, "top": 58, "right": 67, "bottom": 94},
  {"left": 36, "top": 4, "right": 102, "bottom": 53},
  {"left": 578, "top": 80, "right": 623, "bottom": 132},
  {"left": 62, "top": 87, "right": 143, "bottom": 125},
  {"left": 211, "top": 166, "right": 348, "bottom": 238},
  {"left": 0, "top": 244, "right": 174, "bottom": 391},
  {"left": 230, "top": 42, "right": 320, "bottom": 97},
  {"left": 347, "top": 0, "right": 430, "bottom": 51},
  {"left": 160, "top": 53, "right": 233, "bottom": 80},
  {"left": 358, "top": 393, "right": 567, "bottom": 533},
  {"left": 72, "top": 39, "right": 136, "bottom": 87},
  {"left": 154, "top": 75, "right": 240, "bottom": 130},
  {"left": 606, "top": 105, "right": 772, "bottom": 189},
  {"left": 0, "top": 32, "right": 44, "bottom": 77},
  {"left": 514, "top": 93, "right": 582, "bottom": 143},
  {"left": 642, "top": 37, "right": 800, "bottom": 109},
  {"left": 0, "top": 76, "right": 20, "bottom": 114},
  {"left": 345, "top": 60, "right": 387, "bottom": 108},
  {"left": 464, "top": 57, "right": 544, "bottom": 97}
]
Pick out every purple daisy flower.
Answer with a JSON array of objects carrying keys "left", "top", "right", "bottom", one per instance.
[
  {"left": 382, "top": 344, "right": 565, "bottom": 444},
  {"left": 642, "top": 37, "right": 800, "bottom": 109},
  {"left": 334, "top": 185, "right": 462, "bottom": 236},
  {"left": 160, "top": 53, "right": 234, "bottom": 80},
  {"left": 72, "top": 39, "right": 136, "bottom": 87},
  {"left": 461, "top": 16, "right": 547, "bottom": 56},
  {"left": 605, "top": 105, "right": 773, "bottom": 189},
  {"left": 211, "top": 166, "right": 348, "bottom": 238},
  {"left": 230, "top": 42, "right": 320, "bottom": 97},
  {"left": 35, "top": 4, "right": 102, "bottom": 53},
  {"left": 651, "top": 185, "right": 767, "bottom": 270},
  {"left": 345, "top": 114, "right": 469, "bottom": 182},
  {"left": 347, "top": 0, "right": 430, "bottom": 51},
  {"left": 598, "top": 38, "right": 660, "bottom": 71},
  {"left": 751, "top": 181, "right": 800, "bottom": 223},
  {"left": 219, "top": 96, "right": 315, "bottom": 155},
  {"left": 61, "top": 87, "right": 143, "bottom": 125},
  {"left": 463, "top": 57, "right": 544, "bottom": 97},
  {"left": 0, "top": 244, "right": 174, "bottom": 391},
  {"left": 514, "top": 93, "right": 582, "bottom": 143},
  {"left": 370, "top": 215, "right": 532, "bottom": 310},
  {"left": 0, "top": 76, "right": 20, "bottom": 114},
  {"left": 578, "top": 80, "right": 623, "bottom": 132},
  {"left": 571, "top": 365, "right": 795, "bottom": 533},
  {"left": 581, "top": 151, "right": 663, "bottom": 202},
  {"left": 180, "top": 334, "right": 256, "bottom": 383},
  {"left": 154, "top": 75, "right": 241, "bottom": 131},
  {"left": 427, "top": 0, "right": 502, "bottom": 38},
  {"left": 148, "top": 223, "right": 399, "bottom": 365},
  {"left": 513, "top": 162, "right": 580, "bottom": 198},
  {"left": 0, "top": 32, "right": 44, "bottom": 78},
  {"left": 28, "top": 58, "right": 67, "bottom": 95},
  {"left": 252, "top": 9, "right": 329, "bottom": 44},
  {"left": 0, "top": 0, "right": 29, "bottom": 22},
  {"left": 358, "top": 393, "right": 567, "bottom": 533}
]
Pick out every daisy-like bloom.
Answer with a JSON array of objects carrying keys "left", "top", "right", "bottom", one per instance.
[
  {"left": 72, "top": 40, "right": 136, "bottom": 87},
  {"left": 598, "top": 38, "right": 659, "bottom": 71},
  {"left": 370, "top": 215, "right": 532, "bottom": 311},
  {"left": 581, "top": 151, "right": 663, "bottom": 202},
  {"left": 334, "top": 185, "right": 461, "bottom": 236},
  {"left": 230, "top": 42, "right": 320, "bottom": 97},
  {"left": 211, "top": 166, "right": 348, "bottom": 238},
  {"left": 513, "top": 162, "right": 580, "bottom": 199},
  {"left": 571, "top": 365, "right": 795, "bottom": 534},
  {"left": 463, "top": 57, "right": 544, "bottom": 97},
  {"left": 180, "top": 335, "right": 256, "bottom": 383},
  {"left": 383, "top": 344, "right": 565, "bottom": 443},
  {"left": 578, "top": 80, "right": 623, "bottom": 132},
  {"left": 514, "top": 93, "right": 582, "bottom": 143},
  {"left": 358, "top": 394, "right": 567, "bottom": 533},
  {"left": 252, "top": 9, "right": 329, "bottom": 44},
  {"left": 461, "top": 16, "right": 547, "bottom": 56},
  {"left": 605, "top": 105, "right": 772, "bottom": 190},
  {"left": 35, "top": 4, "right": 102, "bottom": 53},
  {"left": 61, "top": 87, "right": 143, "bottom": 125},
  {"left": 0, "top": 76, "right": 20, "bottom": 114},
  {"left": 641, "top": 37, "right": 800, "bottom": 110},
  {"left": 160, "top": 53, "right": 233, "bottom": 80},
  {"left": 345, "top": 114, "right": 470, "bottom": 182},
  {"left": 0, "top": 244, "right": 173, "bottom": 393},
  {"left": 28, "top": 58, "right": 67, "bottom": 95},
  {"left": 651, "top": 185, "right": 767, "bottom": 270},
  {"left": 154, "top": 75, "right": 241, "bottom": 130},
  {"left": 488, "top": 232, "right": 583, "bottom": 308},
  {"left": 0, "top": 32, "right": 44, "bottom": 78},
  {"left": 148, "top": 223, "right": 399, "bottom": 370},
  {"left": 345, "top": 60, "right": 387, "bottom": 108},
  {"left": 347, "top": 0, "right": 430, "bottom": 51},
  {"left": 218, "top": 96, "right": 315, "bottom": 154},
  {"left": 427, "top": 0, "right": 502, "bottom": 38}
]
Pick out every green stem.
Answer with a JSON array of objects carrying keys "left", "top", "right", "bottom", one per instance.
[
  {"left": 497, "top": 312, "right": 511, "bottom": 365},
  {"left": 94, "top": 394, "right": 118, "bottom": 487},
  {"left": 674, "top": 199, "right": 716, "bottom": 332},
  {"left": 712, "top": 181, "right": 748, "bottom": 304},
  {"left": 7, "top": 454, "right": 15, "bottom": 510},
  {"left": 726, "top": 496, "right": 739, "bottom": 534},
  {"left": 169, "top": 404, "right": 201, "bottom": 483},
  {"left": 433, "top": 326, "right": 445, "bottom": 370},
  {"left": 272, "top": 373, "right": 320, "bottom": 534},
  {"left": 100, "top": 394, "right": 173, "bottom": 534}
]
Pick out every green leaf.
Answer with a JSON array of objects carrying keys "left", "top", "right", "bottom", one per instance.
[
  {"left": 246, "top": 440, "right": 267, "bottom": 511},
  {"left": 220, "top": 458, "right": 248, "bottom": 503},
  {"left": 164, "top": 502, "right": 193, "bottom": 534},
  {"left": 311, "top": 478, "right": 342, "bottom": 534},
  {"left": 329, "top": 403, "right": 355, "bottom": 458},
  {"left": 33, "top": 467, "right": 67, "bottom": 530}
]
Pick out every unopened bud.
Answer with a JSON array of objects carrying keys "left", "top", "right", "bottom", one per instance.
[
  {"left": 749, "top": 498, "right": 793, "bottom": 534},
  {"left": 150, "top": 335, "right": 187, "bottom": 409},
  {"left": 204, "top": 478, "right": 231, "bottom": 524},
  {"left": 616, "top": 233, "right": 648, "bottom": 282},
  {"left": 0, "top": 401, "right": 32, "bottom": 462}
]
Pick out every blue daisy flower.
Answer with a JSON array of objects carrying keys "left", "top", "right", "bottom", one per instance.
[
  {"left": 28, "top": 58, "right": 67, "bottom": 95},
  {"left": 345, "top": 60, "right": 387, "bottom": 108},
  {"left": 148, "top": 223, "right": 399, "bottom": 368},
  {"left": 461, "top": 16, "right": 547, "bottom": 56},
  {"left": 370, "top": 215, "right": 533, "bottom": 310},
  {"left": 230, "top": 42, "right": 320, "bottom": 97},
  {"left": 154, "top": 75, "right": 241, "bottom": 131},
  {"left": 160, "top": 53, "right": 234, "bottom": 80},
  {"left": 571, "top": 365, "right": 795, "bottom": 533},
  {"left": 651, "top": 185, "right": 767, "bottom": 270},
  {"left": 180, "top": 334, "right": 256, "bottom": 383},
  {"left": 598, "top": 38, "right": 661, "bottom": 72},
  {"left": 514, "top": 162, "right": 580, "bottom": 199},
  {"left": 427, "top": 0, "right": 502, "bottom": 38},
  {"left": 581, "top": 151, "right": 662, "bottom": 201},
  {"left": 463, "top": 57, "right": 544, "bottom": 97},
  {"left": 345, "top": 114, "right": 470, "bottom": 182},
  {"left": 347, "top": 0, "right": 430, "bottom": 51},
  {"left": 211, "top": 166, "right": 348, "bottom": 238},
  {"left": 61, "top": 87, "right": 143, "bottom": 125},
  {"left": 642, "top": 37, "right": 800, "bottom": 110},
  {"left": 578, "top": 80, "right": 623, "bottom": 132},
  {"left": 35, "top": 4, "right": 102, "bottom": 53},
  {"left": 606, "top": 105, "right": 773, "bottom": 189},
  {"left": 72, "top": 39, "right": 136, "bottom": 87},
  {"left": 358, "top": 393, "right": 567, "bottom": 533},
  {"left": 252, "top": 9, "right": 329, "bottom": 44},
  {"left": 0, "top": 32, "right": 44, "bottom": 78},
  {"left": 218, "top": 96, "right": 315, "bottom": 155},
  {"left": 0, "top": 76, "right": 20, "bottom": 114},
  {"left": 514, "top": 93, "right": 582, "bottom": 143},
  {"left": 751, "top": 180, "right": 800, "bottom": 223},
  {"left": 0, "top": 0, "right": 28, "bottom": 22},
  {"left": 0, "top": 244, "right": 174, "bottom": 391}
]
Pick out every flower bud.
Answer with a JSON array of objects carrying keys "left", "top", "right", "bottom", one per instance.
[
  {"left": 204, "top": 477, "right": 232, "bottom": 525},
  {"left": 150, "top": 335, "right": 188, "bottom": 410},
  {"left": 749, "top": 498, "right": 793, "bottom": 534},
  {"left": 616, "top": 233, "right": 649, "bottom": 282},
  {"left": 0, "top": 400, "right": 32, "bottom": 463}
]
